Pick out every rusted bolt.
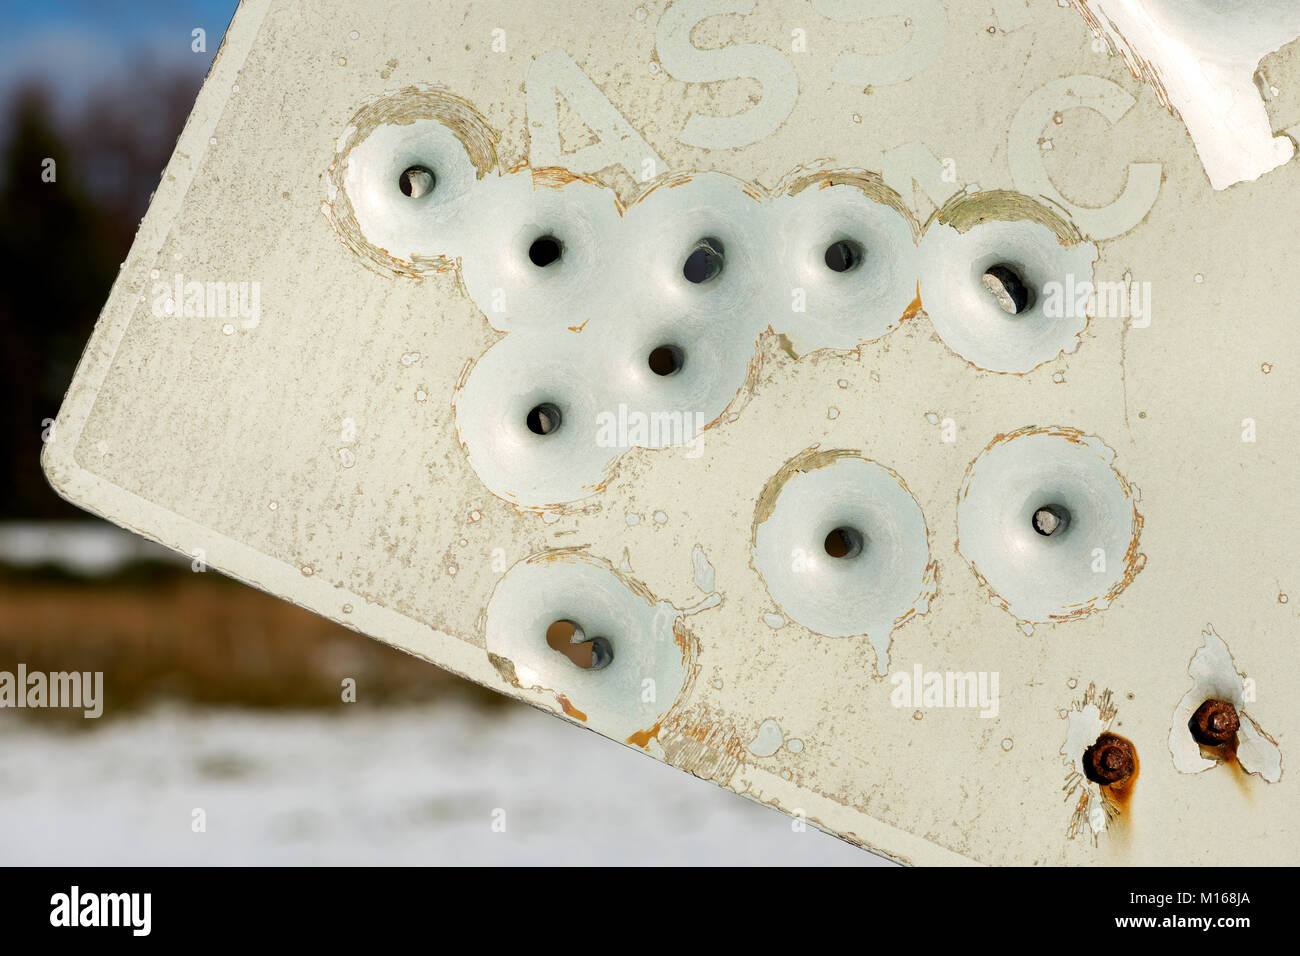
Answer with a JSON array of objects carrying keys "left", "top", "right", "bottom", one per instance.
[
  {"left": 1083, "top": 733, "right": 1136, "bottom": 785},
  {"left": 1189, "top": 698, "right": 1240, "bottom": 746}
]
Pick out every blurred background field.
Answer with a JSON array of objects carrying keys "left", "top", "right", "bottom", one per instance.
[
  {"left": 0, "top": 0, "right": 882, "bottom": 865},
  {"left": 0, "top": 534, "right": 495, "bottom": 717}
]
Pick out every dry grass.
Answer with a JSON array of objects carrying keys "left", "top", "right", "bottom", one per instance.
[{"left": 0, "top": 566, "right": 499, "bottom": 722}]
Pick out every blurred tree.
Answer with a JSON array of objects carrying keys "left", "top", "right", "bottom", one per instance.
[
  {"left": 0, "top": 86, "right": 118, "bottom": 520},
  {"left": 0, "top": 65, "right": 203, "bottom": 520},
  {"left": 76, "top": 62, "right": 204, "bottom": 253}
]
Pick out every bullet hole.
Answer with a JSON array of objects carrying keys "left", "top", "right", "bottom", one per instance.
[
  {"left": 648, "top": 344, "right": 685, "bottom": 376},
  {"left": 528, "top": 235, "right": 563, "bottom": 267},
  {"left": 398, "top": 165, "right": 435, "bottom": 198},
  {"left": 983, "top": 263, "right": 1033, "bottom": 314},
  {"left": 526, "top": 403, "right": 562, "bottom": 436},
  {"left": 824, "top": 239, "right": 864, "bottom": 273},
  {"left": 823, "top": 526, "right": 864, "bottom": 559},
  {"left": 545, "top": 619, "right": 613, "bottom": 670},
  {"left": 683, "top": 237, "right": 725, "bottom": 283},
  {"left": 1032, "top": 504, "right": 1070, "bottom": 537}
]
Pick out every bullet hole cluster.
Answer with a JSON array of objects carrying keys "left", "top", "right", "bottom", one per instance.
[{"left": 331, "top": 91, "right": 1099, "bottom": 510}]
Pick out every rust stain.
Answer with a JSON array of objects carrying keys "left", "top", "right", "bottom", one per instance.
[
  {"left": 555, "top": 693, "right": 587, "bottom": 722},
  {"left": 1194, "top": 734, "right": 1256, "bottom": 794},
  {"left": 626, "top": 616, "right": 702, "bottom": 752},
  {"left": 900, "top": 283, "right": 923, "bottom": 321},
  {"left": 567, "top": 318, "right": 590, "bottom": 333},
  {"left": 1190, "top": 705, "right": 1274, "bottom": 791},
  {"left": 672, "top": 617, "right": 691, "bottom": 662},
  {"left": 1100, "top": 735, "right": 1139, "bottom": 818},
  {"left": 626, "top": 720, "right": 662, "bottom": 748},
  {"left": 773, "top": 332, "right": 800, "bottom": 360}
]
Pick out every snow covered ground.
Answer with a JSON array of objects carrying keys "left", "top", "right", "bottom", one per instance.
[{"left": 0, "top": 702, "right": 890, "bottom": 866}]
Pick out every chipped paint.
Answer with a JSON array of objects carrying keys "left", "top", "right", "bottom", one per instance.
[
  {"left": 748, "top": 719, "right": 784, "bottom": 758},
  {"left": 930, "top": 188, "right": 1083, "bottom": 246},
  {"left": 1062, "top": 684, "right": 1136, "bottom": 842},
  {"left": 1169, "top": 625, "right": 1282, "bottom": 783},
  {"left": 657, "top": 705, "right": 747, "bottom": 785},
  {"left": 1067, "top": 0, "right": 1300, "bottom": 189},
  {"left": 779, "top": 165, "right": 920, "bottom": 242}
]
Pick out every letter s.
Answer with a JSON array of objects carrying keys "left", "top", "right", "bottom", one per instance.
[{"left": 657, "top": 0, "right": 798, "bottom": 149}]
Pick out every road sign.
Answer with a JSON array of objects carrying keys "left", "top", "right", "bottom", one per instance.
[{"left": 45, "top": 0, "right": 1300, "bottom": 864}]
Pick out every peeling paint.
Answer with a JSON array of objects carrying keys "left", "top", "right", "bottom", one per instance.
[
  {"left": 1067, "top": 0, "right": 1300, "bottom": 189},
  {"left": 1168, "top": 625, "right": 1282, "bottom": 783},
  {"left": 658, "top": 705, "right": 746, "bottom": 785},
  {"left": 1062, "top": 684, "right": 1135, "bottom": 842}
]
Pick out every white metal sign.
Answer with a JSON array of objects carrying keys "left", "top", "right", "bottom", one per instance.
[{"left": 45, "top": 0, "right": 1300, "bottom": 864}]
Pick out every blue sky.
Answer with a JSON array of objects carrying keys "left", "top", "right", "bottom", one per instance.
[{"left": 0, "top": 0, "right": 239, "bottom": 111}]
